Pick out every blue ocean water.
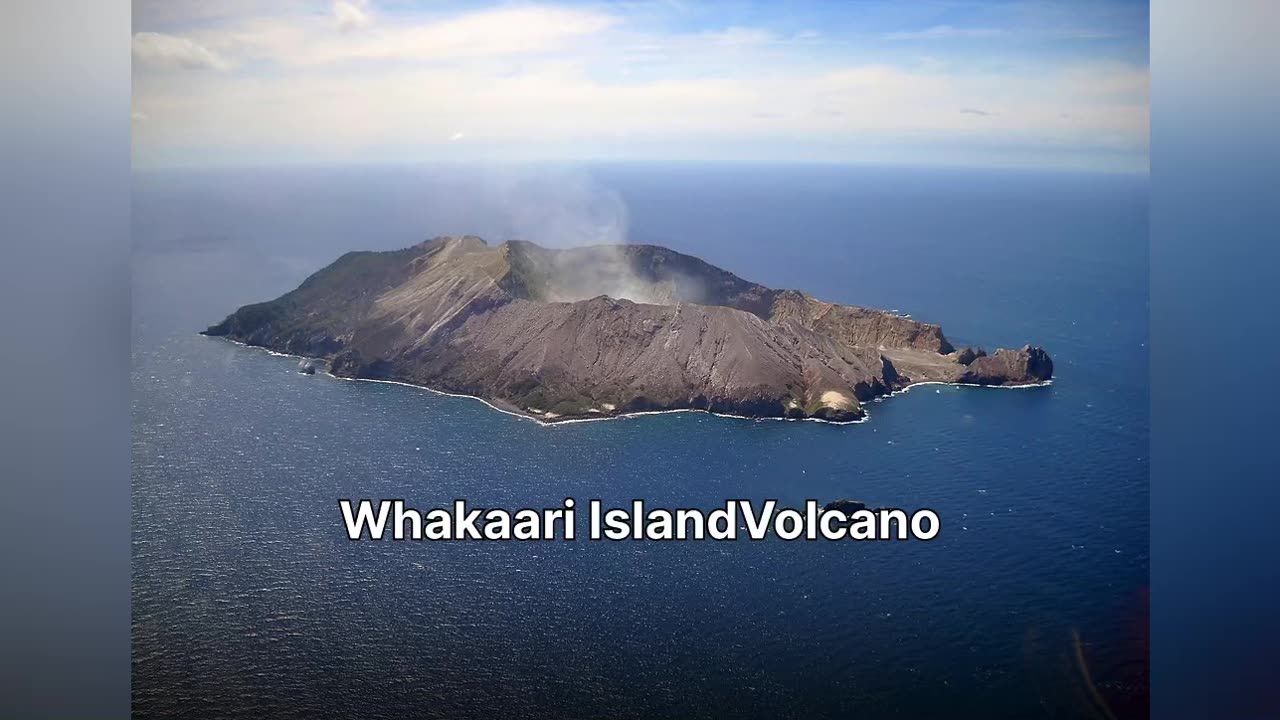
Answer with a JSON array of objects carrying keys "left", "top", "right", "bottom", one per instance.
[{"left": 132, "top": 164, "right": 1149, "bottom": 719}]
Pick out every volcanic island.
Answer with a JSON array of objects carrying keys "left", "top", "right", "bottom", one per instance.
[{"left": 203, "top": 236, "right": 1052, "bottom": 423}]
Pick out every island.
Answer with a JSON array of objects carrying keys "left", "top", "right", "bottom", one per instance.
[{"left": 202, "top": 236, "right": 1052, "bottom": 423}]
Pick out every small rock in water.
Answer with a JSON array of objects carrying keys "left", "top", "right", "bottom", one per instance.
[
  {"left": 298, "top": 359, "right": 317, "bottom": 375},
  {"left": 823, "top": 499, "right": 868, "bottom": 514}
]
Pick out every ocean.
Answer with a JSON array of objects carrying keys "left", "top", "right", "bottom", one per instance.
[{"left": 132, "top": 163, "right": 1149, "bottom": 719}]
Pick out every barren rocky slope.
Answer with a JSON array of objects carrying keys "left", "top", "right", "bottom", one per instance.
[{"left": 203, "top": 236, "right": 1052, "bottom": 422}]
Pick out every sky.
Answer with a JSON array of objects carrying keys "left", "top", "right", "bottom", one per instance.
[{"left": 131, "top": 0, "right": 1149, "bottom": 172}]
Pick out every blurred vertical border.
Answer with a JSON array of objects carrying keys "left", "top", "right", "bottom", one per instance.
[
  {"left": 1151, "top": 0, "right": 1280, "bottom": 717},
  {"left": 0, "top": 2, "right": 131, "bottom": 718}
]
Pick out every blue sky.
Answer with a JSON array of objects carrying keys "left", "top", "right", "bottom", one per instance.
[{"left": 132, "top": 1, "right": 1149, "bottom": 172}]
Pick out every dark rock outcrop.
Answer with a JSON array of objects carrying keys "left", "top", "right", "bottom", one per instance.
[
  {"left": 959, "top": 345, "right": 1054, "bottom": 386},
  {"left": 203, "top": 236, "right": 1052, "bottom": 422},
  {"left": 823, "top": 499, "right": 869, "bottom": 514},
  {"left": 950, "top": 347, "right": 986, "bottom": 366}
]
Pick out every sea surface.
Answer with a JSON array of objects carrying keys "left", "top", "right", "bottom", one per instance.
[{"left": 132, "top": 164, "right": 1149, "bottom": 719}]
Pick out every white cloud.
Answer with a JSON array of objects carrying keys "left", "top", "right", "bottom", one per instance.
[
  {"left": 132, "top": 58, "right": 1147, "bottom": 160},
  {"left": 703, "top": 26, "right": 774, "bottom": 47},
  {"left": 132, "top": 31, "right": 232, "bottom": 71},
  {"left": 883, "top": 25, "right": 1005, "bottom": 41},
  {"left": 334, "top": 0, "right": 372, "bottom": 32},
  {"left": 195, "top": 6, "right": 618, "bottom": 66}
]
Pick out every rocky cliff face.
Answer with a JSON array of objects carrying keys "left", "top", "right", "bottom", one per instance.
[
  {"left": 203, "top": 236, "right": 1052, "bottom": 422},
  {"left": 959, "top": 345, "right": 1054, "bottom": 386}
]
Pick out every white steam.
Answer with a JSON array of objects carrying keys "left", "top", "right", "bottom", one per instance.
[
  {"left": 485, "top": 166, "right": 629, "bottom": 249},
  {"left": 433, "top": 166, "right": 711, "bottom": 305}
]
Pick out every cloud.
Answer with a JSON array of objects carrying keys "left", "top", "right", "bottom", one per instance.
[
  {"left": 130, "top": 4, "right": 1149, "bottom": 171},
  {"left": 132, "top": 31, "right": 232, "bottom": 71},
  {"left": 196, "top": 6, "right": 619, "bottom": 66},
  {"left": 883, "top": 25, "right": 1005, "bottom": 41},
  {"left": 704, "top": 26, "right": 774, "bottom": 47},
  {"left": 334, "top": 0, "right": 371, "bottom": 32},
  {"left": 132, "top": 58, "right": 1148, "bottom": 161}
]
